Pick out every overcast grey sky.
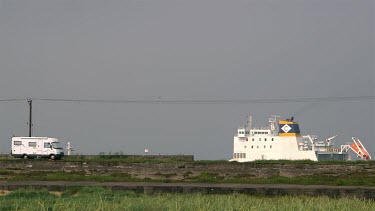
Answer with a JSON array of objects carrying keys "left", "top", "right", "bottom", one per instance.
[{"left": 0, "top": 0, "right": 373, "bottom": 159}]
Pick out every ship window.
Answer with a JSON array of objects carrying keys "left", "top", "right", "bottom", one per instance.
[
  {"left": 265, "top": 138, "right": 267, "bottom": 141},
  {"left": 264, "top": 145, "right": 266, "bottom": 148},
  {"left": 28, "top": 142, "right": 36, "bottom": 147},
  {"left": 270, "top": 145, "right": 272, "bottom": 148},
  {"left": 265, "top": 132, "right": 268, "bottom": 134},
  {"left": 252, "top": 138, "right": 254, "bottom": 141},
  {"left": 243, "top": 153, "right": 246, "bottom": 158},
  {"left": 251, "top": 146, "right": 253, "bottom": 149},
  {"left": 14, "top": 141, "right": 22, "bottom": 145},
  {"left": 272, "top": 138, "right": 274, "bottom": 141},
  {"left": 259, "top": 138, "right": 261, "bottom": 141},
  {"left": 257, "top": 146, "right": 259, "bottom": 149}
]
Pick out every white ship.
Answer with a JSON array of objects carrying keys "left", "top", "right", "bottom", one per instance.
[{"left": 231, "top": 115, "right": 371, "bottom": 162}]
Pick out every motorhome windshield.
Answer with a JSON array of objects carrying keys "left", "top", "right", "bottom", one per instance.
[{"left": 51, "top": 142, "right": 62, "bottom": 149}]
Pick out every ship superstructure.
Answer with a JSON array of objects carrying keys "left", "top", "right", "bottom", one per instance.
[{"left": 230, "top": 115, "right": 365, "bottom": 162}]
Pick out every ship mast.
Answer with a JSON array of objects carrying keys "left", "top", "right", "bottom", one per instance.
[{"left": 247, "top": 115, "right": 252, "bottom": 130}]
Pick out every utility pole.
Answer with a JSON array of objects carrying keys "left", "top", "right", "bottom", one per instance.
[{"left": 28, "top": 99, "right": 32, "bottom": 137}]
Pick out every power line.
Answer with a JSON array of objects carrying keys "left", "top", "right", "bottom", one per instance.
[
  {"left": 33, "top": 95, "right": 375, "bottom": 104},
  {"left": 0, "top": 99, "right": 27, "bottom": 102},
  {"left": 0, "top": 96, "right": 373, "bottom": 104}
]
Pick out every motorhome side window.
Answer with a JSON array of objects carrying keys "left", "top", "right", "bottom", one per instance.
[
  {"left": 44, "top": 143, "right": 51, "bottom": 148},
  {"left": 28, "top": 142, "right": 36, "bottom": 147},
  {"left": 14, "top": 141, "right": 22, "bottom": 145}
]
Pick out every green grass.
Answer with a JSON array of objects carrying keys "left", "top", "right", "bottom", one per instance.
[
  {"left": 187, "top": 172, "right": 375, "bottom": 186},
  {"left": 0, "top": 187, "right": 373, "bottom": 211},
  {"left": 2, "top": 169, "right": 374, "bottom": 186},
  {"left": 250, "top": 159, "right": 375, "bottom": 165},
  {"left": 194, "top": 159, "right": 375, "bottom": 165},
  {"left": 64, "top": 154, "right": 192, "bottom": 163},
  {"left": 7, "top": 171, "right": 144, "bottom": 183}
]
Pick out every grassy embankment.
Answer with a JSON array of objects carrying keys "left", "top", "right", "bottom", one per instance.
[
  {"left": 0, "top": 170, "right": 375, "bottom": 186},
  {"left": 0, "top": 167, "right": 374, "bottom": 186},
  {"left": 0, "top": 156, "right": 374, "bottom": 186},
  {"left": 0, "top": 187, "right": 374, "bottom": 210}
]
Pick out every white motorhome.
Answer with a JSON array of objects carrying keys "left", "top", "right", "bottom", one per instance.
[{"left": 11, "top": 137, "right": 65, "bottom": 160}]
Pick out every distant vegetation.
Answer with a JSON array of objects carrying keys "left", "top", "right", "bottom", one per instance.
[
  {"left": 0, "top": 153, "right": 194, "bottom": 163},
  {"left": 0, "top": 187, "right": 373, "bottom": 210},
  {"left": 1, "top": 153, "right": 374, "bottom": 165}
]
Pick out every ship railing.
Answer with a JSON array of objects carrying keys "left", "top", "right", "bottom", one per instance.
[
  {"left": 250, "top": 127, "right": 270, "bottom": 130},
  {"left": 316, "top": 148, "right": 341, "bottom": 152}
]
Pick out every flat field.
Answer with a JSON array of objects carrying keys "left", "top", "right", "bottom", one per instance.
[{"left": 0, "top": 187, "right": 374, "bottom": 211}]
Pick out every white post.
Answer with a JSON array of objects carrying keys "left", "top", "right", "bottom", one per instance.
[{"left": 66, "top": 141, "right": 74, "bottom": 155}]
